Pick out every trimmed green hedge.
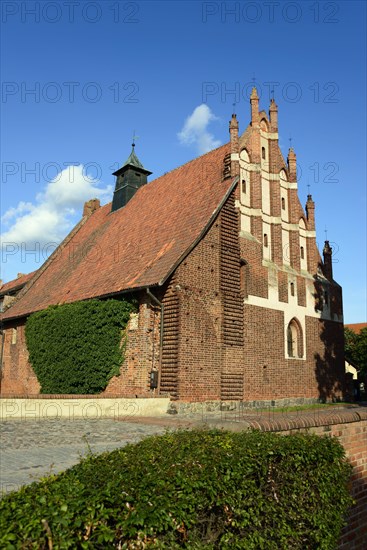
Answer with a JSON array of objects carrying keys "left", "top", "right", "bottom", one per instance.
[
  {"left": 0, "top": 430, "right": 353, "bottom": 549},
  {"left": 25, "top": 299, "right": 137, "bottom": 394}
]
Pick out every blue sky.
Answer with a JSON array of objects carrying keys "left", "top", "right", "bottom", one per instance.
[{"left": 1, "top": 0, "right": 366, "bottom": 323}]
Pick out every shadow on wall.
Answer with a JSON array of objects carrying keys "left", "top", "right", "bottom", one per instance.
[{"left": 313, "top": 276, "right": 345, "bottom": 402}]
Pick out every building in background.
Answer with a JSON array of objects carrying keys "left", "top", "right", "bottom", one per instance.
[{"left": 0, "top": 272, "right": 36, "bottom": 313}]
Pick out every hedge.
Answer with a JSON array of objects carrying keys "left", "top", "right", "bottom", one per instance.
[
  {"left": 0, "top": 429, "right": 353, "bottom": 549},
  {"left": 25, "top": 298, "right": 137, "bottom": 394}
]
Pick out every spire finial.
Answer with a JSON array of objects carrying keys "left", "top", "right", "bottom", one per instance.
[
  {"left": 232, "top": 101, "right": 236, "bottom": 114},
  {"left": 324, "top": 227, "right": 328, "bottom": 241},
  {"left": 289, "top": 136, "right": 292, "bottom": 148},
  {"left": 132, "top": 130, "right": 139, "bottom": 148}
]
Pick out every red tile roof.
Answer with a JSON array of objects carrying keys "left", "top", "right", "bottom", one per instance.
[
  {"left": 345, "top": 323, "right": 367, "bottom": 335},
  {"left": 3, "top": 143, "right": 233, "bottom": 321},
  {"left": 0, "top": 271, "right": 37, "bottom": 296}
]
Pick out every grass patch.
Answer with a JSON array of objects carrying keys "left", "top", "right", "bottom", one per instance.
[{"left": 238, "top": 402, "right": 352, "bottom": 414}]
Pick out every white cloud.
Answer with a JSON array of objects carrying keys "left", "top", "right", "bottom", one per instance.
[
  {"left": 178, "top": 104, "right": 221, "bottom": 154},
  {"left": 1, "top": 165, "right": 112, "bottom": 248},
  {"left": 1, "top": 202, "right": 34, "bottom": 224}
]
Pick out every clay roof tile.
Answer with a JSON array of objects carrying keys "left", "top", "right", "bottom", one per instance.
[{"left": 2, "top": 143, "right": 234, "bottom": 320}]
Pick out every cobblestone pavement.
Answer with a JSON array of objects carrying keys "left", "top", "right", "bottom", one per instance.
[
  {"left": 1, "top": 403, "right": 365, "bottom": 495},
  {"left": 0, "top": 418, "right": 173, "bottom": 494}
]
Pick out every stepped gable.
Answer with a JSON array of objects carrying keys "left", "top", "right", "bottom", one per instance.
[{"left": 2, "top": 143, "right": 233, "bottom": 321}]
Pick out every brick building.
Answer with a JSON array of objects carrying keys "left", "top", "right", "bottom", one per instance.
[
  {"left": 0, "top": 272, "right": 36, "bottom": 313},
  {"left": 0, "top": 89, "right": 345, "bottom": 403}
]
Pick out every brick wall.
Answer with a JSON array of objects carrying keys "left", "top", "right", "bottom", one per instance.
[
  {"left": 0, "top": 320, "right": 40, "bottom": 395},
  {"left": 169, "top": 215, "right": 223, "bottom": 401},
  {"left": 242, "top": 410, "right": 367, "bottom": 550},
  {"left": 104, "top": 295, "right": 161, "bottom": 397},
  {"left": 160, "top": 190, "right": 250, "bottom": 402},
  {"left": 215, "top": 408, "right": 366, "bottom": 549},
  {"left": 336, "top": 418, "right": 367, "bottom": 549},
  {"left": 0, "top": 299, "right": 161, "bottom": 398},
  {"left": 240, "top": 235, "right": 269, "bottom": 299}
]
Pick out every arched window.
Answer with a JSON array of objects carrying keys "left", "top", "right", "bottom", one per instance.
[
  {"left": 287, "top": 318, "right": 303, "bottom": 358},
  {"left": 262, "top": 147, "right": 266, "bottom": 160},
  {"left": 242, "top": 179, "right": 246, "bottom": 194},
  {"left": 263, "top": 233, "right": 268, "bottom": 247},
  {"left": 260, "top": 119, "right": 269, "bottom": 132},
  {"left": 290, "top": 282, "right": 295, "bottom": 296},
  {"left": 300, "top": 246, "right": 304, "bottom": 259},
  {"left": 281, "top": 197, "right": 285, "bottom": 210},
  {"left": 240, "top": 149, "right": 250, "bottom": 162}
]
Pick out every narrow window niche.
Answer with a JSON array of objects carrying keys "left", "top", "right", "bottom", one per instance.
[
  {"left": 11, "top": 328, "right": 17, "bottom": 345},
  {"left": 287, "top": 318, "right": 304, "bottom": 358}
]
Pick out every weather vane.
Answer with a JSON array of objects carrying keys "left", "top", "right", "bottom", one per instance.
[{"left": 132, "top": 131, "right": 139, "bottom": 147}]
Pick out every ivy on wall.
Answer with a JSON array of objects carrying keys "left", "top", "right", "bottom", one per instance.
[{"left": 25, "top": 299, "right": 137, "bottom": 394}]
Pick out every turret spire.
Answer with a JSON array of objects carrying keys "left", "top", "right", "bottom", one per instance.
[
  {"left": 269, "top": 98, "right": 278, "bottom": 132},
  {"left": 287, "top": 147, "right": 297, "bottom": 182},
  {"left": 323, "top": 240, "right": 333, "bottom": 280},
  {"left": 229, "top": 112, "right": 239, "bottom": 177},
  {"left": 250, "top": 86, "right": 259, "bottom": 125}
]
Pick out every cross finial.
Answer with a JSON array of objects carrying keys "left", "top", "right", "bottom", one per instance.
[{"left": 132, "top": 130, "right": 139, "bottom": 147}]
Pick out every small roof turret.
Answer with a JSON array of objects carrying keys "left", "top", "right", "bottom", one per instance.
[
  {"left": 113, "top": 143, "right": 152, "bottom": 177},
  {"left": 111, "top": 142, "right": 152, "bottom": 212}
]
